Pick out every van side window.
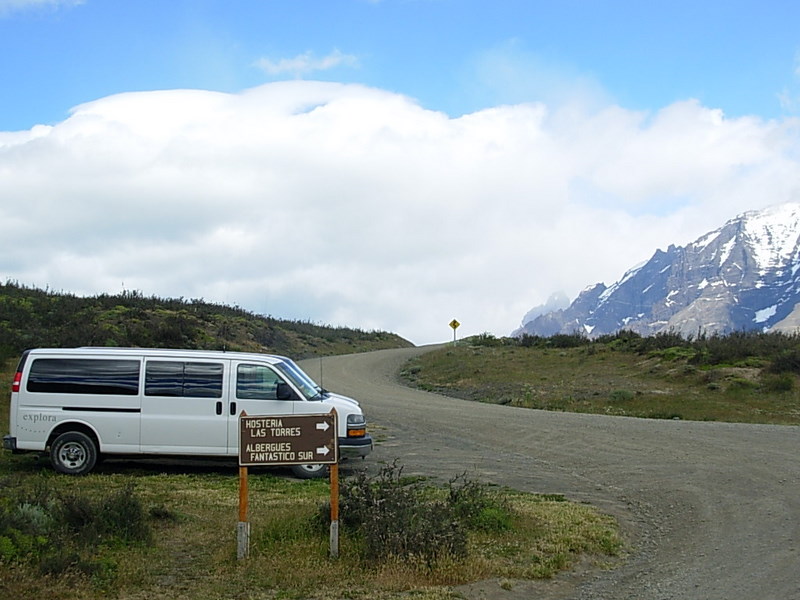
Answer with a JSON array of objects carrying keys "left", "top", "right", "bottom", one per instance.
[
  {"left": 27, "top": 359, "right": 140, "bottom": 395},
  {"left": 236, "top": 364, "right": 285, "bottom": 400},
  {"left": 145, "top": 361, "right": 223, "bottom": 398}
]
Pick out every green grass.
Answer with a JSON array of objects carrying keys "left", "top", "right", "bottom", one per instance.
[
  {"left": 1, "top": 359, "right": 623, "bottom": 600},
  {"left": 401, "top": 344, "right": 800, "bottom": 424}
]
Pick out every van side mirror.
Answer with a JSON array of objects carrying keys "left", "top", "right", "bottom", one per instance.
[{"left": 276, "top": 382, "right": 296, "bottom": 400}]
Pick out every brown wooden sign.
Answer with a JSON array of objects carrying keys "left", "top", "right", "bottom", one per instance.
[{"left": 238, "top": 413, "right": 338, "bottom": 466}]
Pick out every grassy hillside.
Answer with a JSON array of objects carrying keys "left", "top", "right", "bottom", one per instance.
[
  {"left": 0, "top": 281, "right": 412, "bottom": 361},
  {"left": 402, "top": 331, "right": 800, "bottom": 425}
]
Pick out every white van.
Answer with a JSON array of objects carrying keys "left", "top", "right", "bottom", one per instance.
[{"left": 3, "top": 348, "right": 372, "bottom": 478}]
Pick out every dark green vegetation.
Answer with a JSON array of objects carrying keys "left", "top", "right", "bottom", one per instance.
[
  {"left": 0, "top": 478, "right": 157, "bottom": 581},
  {"left": 0, "top": 281, "right": 411, "bottom": 361},
  {"left": 402, "top": 330, "right": 800, "bottom": 424}
]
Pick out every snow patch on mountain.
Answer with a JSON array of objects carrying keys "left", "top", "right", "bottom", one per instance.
[
  {"left": 754, "top": 305, "right": 777, "bottom": 323},
  {"left": 740, "top": 203, "right": 800, "bottom": 272},
  {"left": 694, "top": 230, "right": 720, "bottom": 250},
  {"left": 718, "top": 238, "right": 736, "bottom": 265},
  {"left": 598, "top": 261, "right": 647, "bottom": 304}
]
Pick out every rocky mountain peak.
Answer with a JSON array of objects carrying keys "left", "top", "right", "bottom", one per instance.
[{"left": 515, "top": 203, "right": 800, "bottom": 338}]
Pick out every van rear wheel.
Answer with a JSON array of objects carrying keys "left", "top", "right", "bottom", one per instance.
[
  {"left": 290, "top": 463, "right": 328, "bottom": 479},
  {"left": 51, "top": 431, "right": 98, "bottom": 475}
]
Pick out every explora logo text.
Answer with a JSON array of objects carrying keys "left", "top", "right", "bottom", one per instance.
[{"left": 22, "top": 413, "right": 57, "bottom": 424}]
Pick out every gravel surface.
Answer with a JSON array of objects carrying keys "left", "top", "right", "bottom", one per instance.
[{"left": 301, "top": 346, "right": 800, "bottom": 600}]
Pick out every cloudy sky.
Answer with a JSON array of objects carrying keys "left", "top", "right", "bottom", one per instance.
[{"left": 2, "top": 1, "right": 800, "bottom": 345}]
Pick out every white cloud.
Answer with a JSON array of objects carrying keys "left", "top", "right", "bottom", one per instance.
[
  {"left": 0, "top": 0, "right": 83, "bottom": 16},
  {"left": 254, "top": 49, "right": 359, "bottom": 78},
  {"left": 2, "top": 81, "right": 799, "bottom": 344}
]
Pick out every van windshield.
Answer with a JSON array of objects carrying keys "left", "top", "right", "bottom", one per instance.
[{"left": 273, "top": 360, "right": 322, "bottom": 401}]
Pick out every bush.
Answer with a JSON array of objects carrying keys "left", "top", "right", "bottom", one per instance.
[
  {"left": 609, "top": 389, "right": 635, "bottom": 402},
  {"left": 768, "top": 348, "right": 800, "bottom": 375},
  {"left": 59, "top": 482, "right": 152, "bottom": 545},
  {"left": 761, "top": 373, "right": 795, "bottom": 392},
  {"left": 547, "top": 333, "right": 589, "bottom": 349},
  {"left": 650, "top": 346, "right": 697, "bottom": 362},
  {"left": 337, "top": 462, "right": 464, "bottom": 563},
  {"left": 517, "top": 329, "right": 800, "bottom": 367},
  {"left": 331, "top": 461, "right": 512, "bottom": 564},
  {"left": 0, "top": 480, "right": 153, "bottom": 576},
  {"left": 519, "top": 334, "right": 545, "bottom": 348},
  {"left": 596, "top": 329, "right": 644, "bottom": 352},
  {"left": 470, "top": 333, "right": 506, "bottom": 347},
  {"left": 691, "top": 331, "right": 800, "bottom": 367},
  {"left": 447, "top": 472, "right": 511, "bottom": 533},
  {"left": 725, "top": 377, "right": 758, "bottom": 391},
  {"left": 636, "top": 330, "right": 691, "bottom": 353}
]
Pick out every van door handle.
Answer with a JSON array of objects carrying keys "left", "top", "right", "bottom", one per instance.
[
  {"left": 230, "top": 402, "right": 237, "bottom": 415},
  {"left": 215, "top": 401, "right": 222, "bottom": 415}
]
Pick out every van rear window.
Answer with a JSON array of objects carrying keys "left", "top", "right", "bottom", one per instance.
[
  {"left": 145, "top": 361, "right": 223, "bottom": 398},
  {"left": 27, "top": 358, "right": 140, "bottom": 395}
]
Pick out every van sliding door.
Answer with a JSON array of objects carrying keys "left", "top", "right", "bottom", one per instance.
[{"left": 140, "top": 359, "right": 229, "bottom": 454}]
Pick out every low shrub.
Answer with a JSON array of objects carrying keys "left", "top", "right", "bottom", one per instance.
[
  {"left": 328, "top": 461, "right": 513, "bottom": 564},
  {"left": 519, "top": 334, "right": 545, "bottom": 348},
  {"left": 59, "top": 482, "right": 152, "bottom": 545},
  {"left": 447, "top": 472, "right": 511, "bottom": 533},
  {"left": 761, "top": 373, "right": 795, "bottom": 392},
  {"left": 548, "top": 333, "right": 589, "bottom": 349},
  {"left": 726, "top": 377, "right": 758, "bottom": 391},
  {"left": 768, "top": 348, "right": 800, "bottom": 375},
  {"left": 0, "top": 480, "right": 153, "bottom": 577},
  {"left": 469, "top": 333, "right": 507, "bottom": 347},
  {"left": 609, "top": 389, "right": 635, "bottom": 402},
  {"left": 650, "top": 346, "right": 697, "bottom": 362}
]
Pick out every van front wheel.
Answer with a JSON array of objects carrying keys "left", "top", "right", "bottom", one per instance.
[
  {"left": 290, "top": 463, "right": 328, "bottom": 479},
  {"left": 51, "top": 432, "right": 98, "bottom": 475}
]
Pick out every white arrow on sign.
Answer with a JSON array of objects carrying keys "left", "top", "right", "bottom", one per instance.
[
  {"left": 316, "top": 446, "right": 330, "bottom": 456},
  {"left": 316, "top": 421, "right": 330, "bottom": 431}
]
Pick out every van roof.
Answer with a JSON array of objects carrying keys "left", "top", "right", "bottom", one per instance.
[{"left": 25, "top": 347, "right": 292, "bottom": 365}]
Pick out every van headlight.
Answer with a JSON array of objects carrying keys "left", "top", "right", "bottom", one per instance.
[
  {"left": 347, "top": 413, "right": 366, "bottom": 437},
  {"left": 347, "top": 414, "right": 366, "bottom": 426}
]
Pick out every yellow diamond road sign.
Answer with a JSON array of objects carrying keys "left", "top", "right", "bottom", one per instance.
[{"left": 449, "top": 319, "right": 460, "bottom": 330}]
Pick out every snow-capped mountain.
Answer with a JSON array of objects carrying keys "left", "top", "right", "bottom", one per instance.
[{"left": 515, "top": 203, "right": 800, "bottom": 338}]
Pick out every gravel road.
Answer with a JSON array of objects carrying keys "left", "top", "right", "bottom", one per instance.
[{"left": 301, "top": 346, "right": 800, "bottom": 600}]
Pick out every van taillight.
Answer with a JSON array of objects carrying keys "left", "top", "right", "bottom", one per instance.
[{"left": 12, "top": 372, "right": 22, "bottom": 393}]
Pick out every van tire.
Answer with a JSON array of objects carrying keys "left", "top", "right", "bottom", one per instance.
[
  {"left": 50, "top": 431, "right": 98, "bottom": 475},
  {"left": 290, "top": 464, "right": 328, "bottom": 479}
]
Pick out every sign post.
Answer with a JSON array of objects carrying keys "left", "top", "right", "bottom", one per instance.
[
  {"left": 449, "top": 318, "right": 460, "bottom": 345},
  {"left": 237, "top": 411, "right": 250, "bottom": 560},
  {"left": 237, "top": 410, "right": 339, "bottom": 559},
  {"left": 237, "top": 462, "right": 250, "bottom": 559},
  {"left": 330, "top": 460, "right": 339, "bottom": 558}
]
